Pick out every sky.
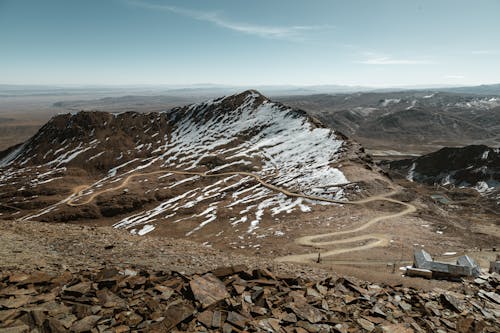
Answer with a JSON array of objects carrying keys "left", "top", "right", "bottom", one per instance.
[{"left": 1, "top": 0, "right": 499, "bottom": 87}]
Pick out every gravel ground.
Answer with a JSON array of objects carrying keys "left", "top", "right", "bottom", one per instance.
[{"left": 0, "top": 219, "right": 332, "bottom": 280}]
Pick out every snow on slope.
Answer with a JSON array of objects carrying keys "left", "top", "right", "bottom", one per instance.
[
  {"left": 1, "top": 91, "right": 350, "bottom": 237},
  {"left": 392, "top": 145, "right": 500, "bottom": 199},
  {"left": 110, "top": 92, "right": 348, "bottom": 235},
  {"left": 454, "top": 97, "right": 500, "bottom": 110}
]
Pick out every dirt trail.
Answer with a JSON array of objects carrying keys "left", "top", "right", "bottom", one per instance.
[
  {"left": 65, "top": 169, "right": 417, "bottom": 264},
  {"left": 276, "top": 194, "right": 416, "bottom": 263},
  {"left": 66, "top": 169, "right": 351, "bottom": 206}
]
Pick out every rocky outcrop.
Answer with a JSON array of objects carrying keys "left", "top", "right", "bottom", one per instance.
[{"left": 386, "top": 145, "right": 500, "bottom": 198}]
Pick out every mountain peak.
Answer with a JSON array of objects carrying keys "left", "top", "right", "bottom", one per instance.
[
  {"left": 0, "top": 92, "right": 380, "bottom": 241},
  {"left": 213, "top": 89, "right": 268, "bottom": 108},
  {"left": 240, "top": 89, "right": 265, "bottom": 97}
]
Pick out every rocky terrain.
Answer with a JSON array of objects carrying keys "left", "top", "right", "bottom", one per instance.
[
  {"left": 1, "top": 262, "right": 499, "bottom": 332},
  {"left": 2, "top": 217, "right": 500, "bottom": 332},
  {"left": 1, "top": 89, "right": 499, "bottom": 332},
  {"left": 385, "top": 145, "right": 500, "bottom": 204},
  {"left": 279, "top": 91, "right": 500, "bottom": 154},
  {"left": 0, "top": 91, "right": 498, "bottom": 265}
]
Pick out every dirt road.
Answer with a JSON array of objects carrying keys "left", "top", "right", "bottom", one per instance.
[
  {"left": 276, "top": 192, "right": 417, "bottom": 263},
  {"left": 66, "top": 169, "right": 351, "bottom": 206},
  {"left": 65, "top": 168, "right": 417, "bottom": 264}
]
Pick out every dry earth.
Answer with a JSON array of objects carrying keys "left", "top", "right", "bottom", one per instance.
[{"left": 1, "top": 217, "right": 494, "bottom": 293}]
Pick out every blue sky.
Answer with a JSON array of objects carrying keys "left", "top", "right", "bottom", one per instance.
[{"left": 1, "top": 0, "right": 499, "bottom": 87}]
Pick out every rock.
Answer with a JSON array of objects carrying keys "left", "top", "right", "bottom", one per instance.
[
  {"left": 256, "top": 318, "right": 282, "bottom": 332},
  {"left": 212, "top": 265, "right": 248, "bottom": 278},
  {"left": 334, "top": 323, "right": 348, "bottom": 333},
  {"left": 58, "top": 314, "right": 77, "bottom": 329},
  {"left": 21, "top": 272, "right": 54, "bottom": 285},
  {"left": 344, "top": 294, "right": 357, "bottom": 304},
  {"left": 113, "top": 325, "right": 130, "bottom": 333},
  {"left": 440, "top": 318, "right": 456, "bottom": 330},
  {"left": 211, "top": 310, "right": 223, "bottom": 328},
  {"left": 489, "top": 258, "right": 500, "bottom": 274},
  {"left": 95, "top": 268, "right": 120, "bottom": 280},
  {"left": 440, "top": 294, "right": 463, "bottom": 312},
  {"left": 0, "top": 325, "right": 31, "bottom": 333},
  {"left": 70, "top": 315, "right": 102, "bottom": 332},
  {"left": 123, "top": 269, "right": 137, "bottom": 277},
  {"left": 288, "top": 299, "right": 324, "bottom": 324},
  {"left": 379, "top": 323, "right": 415, "bottom": 333},
  {"left": 156, "top": 301, "right": 195, "bottom": 330},
  {"left": 196, "top": 310, "right": 213, "bottom": 327},
  {"left": 0, "top": 309, "right": 18, "bottom": 323},
  {"left": 96, "top": 289, "right": 126, "bottom": 308},
  {"left": 456, "top": 317, "right": 475, "bottom": 333},
  {"left": 8, "top": 273, "right": 31, "bottom": 284},
  {"left": 226, "top": 311, "right": 248, "bottom": 329},
  {"left": 399, "top": 301, "right": 412, "bottom": 312},
  {"left": 189, "top": 273, "right": 230, "bottom": 308},
  {"left": 233, "top": 284, "right": 246, "bottom": 295},
  {"left": 0, "top": 266, "right": 498, "bottom": 332},
  {"left": 0, "top": 286, "right": 37, "bottom": 297},
  {"left": 478, "top": 290, "right": 500, "bottom": 304},
  {"left": 0, "top": 295, "right": 32, "bottom": 309},
  {"left": 473, "top": 277, "right": 487, "bottom": 284},
  {"left": 29, "top": 309, "right": 46, "bottom": 327},
  {"left": 357, "top": 318, "right": 375, "bottom": 331},
  {"left": 222, "top": 323, "right": 235, "bottom": 333},
  {"left": 372, "top": 305, "right": 387, "bottom": 318},
  {"left": 63, "top": 282, "right": 92, "bottom": 297}
]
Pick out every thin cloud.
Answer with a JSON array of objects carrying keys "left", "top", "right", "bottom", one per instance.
[
  {"left": 127, "top": 0, "right": 332, "bottom": 40},
  {"left": 358, "top": 56, "right": 435, "bottom": 65},
  {"left": 445, "top": 75, "right": 465, "bottom": 79}
]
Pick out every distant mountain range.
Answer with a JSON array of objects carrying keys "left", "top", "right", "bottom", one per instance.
[
  {"left": 3, "top": 83, "right": 499, "bottom": 157},
  {"left": 438, "top": 84, "right": 500, "bottom": 96},
  {"left": 279, "top": 91, "right": 500, "bottom": 153},
  {"left": 1, "top": 82, "right": 499, "bottom": 97}
]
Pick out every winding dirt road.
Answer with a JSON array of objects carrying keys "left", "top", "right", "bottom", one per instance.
[
  {"left": 66, "top": 169, "right": 417, "bottom": 264},
  {"left": 276, "top": 192, "right": 416, "bottom": 263},
  {"left": 66, "top": 169, "right": 351, "bottom": 207}
]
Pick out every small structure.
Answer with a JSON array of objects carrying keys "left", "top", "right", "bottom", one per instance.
[
  {"left": 430, "top": 194, "right": 450, "bottom": 205},
  {"left": 406, "top": 249, "right": 481, "bottom": 279}
]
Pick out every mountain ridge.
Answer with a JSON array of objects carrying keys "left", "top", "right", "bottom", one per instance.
[
  {"left": 0, "top": 90, "right": 385, "bottom": 247},
  {"left": 385, "top": 145, "right": 500, "bottom": 203},
  {"left": 279, "top": 91, "right": 500, "bottom": 153}
]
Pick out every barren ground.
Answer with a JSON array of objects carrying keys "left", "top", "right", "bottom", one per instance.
[
  {"left": 0, "top": 218, "right": 470, "bottom": 292},
  {"left": 1, "top": 95, "right": 498, "bottom": 292},
  {"left": 2, "top": 171, "right": 497, "bottom": 289}
]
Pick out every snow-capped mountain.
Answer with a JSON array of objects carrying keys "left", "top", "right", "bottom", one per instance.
[
  {"left": 0, "top": 91, "right": 379, "bottom": 244},
  {"left": 388, "top": 145, "right": 500, "bottom": 199}
]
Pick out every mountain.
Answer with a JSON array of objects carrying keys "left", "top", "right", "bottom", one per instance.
[
  {"left": 0, "top": 90, "right": 383, "bottom": 246},
  {"left": 439, "top": 83, "right": 500, "bottom": 96},
  {"left": 278, "top": 91, "right": 500, "bottom": 154},
  {"left": 386, "top": 145, "right": 500, "bottom": 199}
]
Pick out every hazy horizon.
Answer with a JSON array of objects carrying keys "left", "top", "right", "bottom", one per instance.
[{"left": 1, "top": 0, "right": 499, "bottom": 87}]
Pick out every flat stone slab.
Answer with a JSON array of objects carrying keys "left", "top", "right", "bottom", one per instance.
[{"left": 189, "top": 273, "right": 230, "bottom": 308}]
